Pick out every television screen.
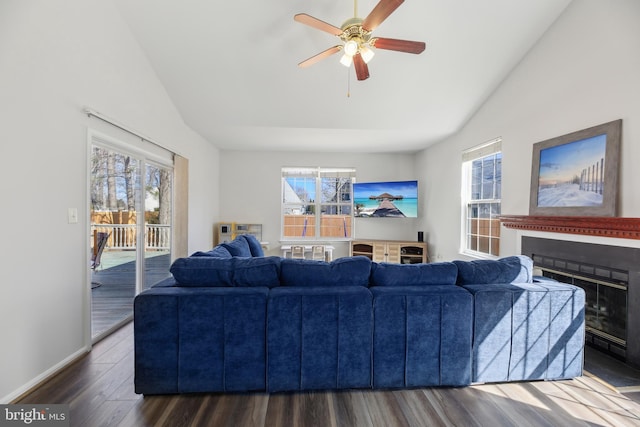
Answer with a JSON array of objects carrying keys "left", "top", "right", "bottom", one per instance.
[{"left": 353, "top": 180, "right": 418, "bottom": 218}]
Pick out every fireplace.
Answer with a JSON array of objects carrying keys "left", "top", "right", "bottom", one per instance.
[{"left": 521, "top": 237, "right": 640, "bottom": 369}]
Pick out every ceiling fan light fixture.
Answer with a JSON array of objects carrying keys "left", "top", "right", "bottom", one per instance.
[
  {"left": 344, "top": 40, "right": 359, "bottom": 56},
  {"left": 340, "top": 53, "right": 353, "bottom": 67},
  {"left": 360, "top": 45, "right": 375, "bottom": 63}
]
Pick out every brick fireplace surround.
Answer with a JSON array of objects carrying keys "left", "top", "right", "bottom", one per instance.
[{"left": 501, "top": 215, "right": 640, "bottom": 369}]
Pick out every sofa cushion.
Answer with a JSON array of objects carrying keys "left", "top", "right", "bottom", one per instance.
[
  {"left": 170, "top": 256, "right": 281, "bottom": 287},
  {"left": 454, "top": 255, "right": 533, "bottom": 285},
  {"left": 170, "top": 257, "right": 234, "bottom": 287},
  {"left": 461, "top": 281, "right": 584, "bottom": 382},
  {"left": 190, "top": 245, "right": 232, "bottom": 258},
  {"left": 370, "top": 262, "right": 458, "bottom": 287},
  {"left": 240, "top": 234, "right": 264, "bottom": 257},
  {"left": 232, "top": 256, "right": 281, "bottom": 288},
  {"left": 134, "top": 286, "right": 270, "bottom": 394},
  {"left": 220, "top": 237, "right": 252, "bottom": 257},
  {"left": 280, "top": 256, "right": 371, "bottom": 287},
  {"left": 371, "top": 285, "right": 473, "bottom": 387},
  {"left": 267, "top": 286, "right": 373, "bottom": 391}
]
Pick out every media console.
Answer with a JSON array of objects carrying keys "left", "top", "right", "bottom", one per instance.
[{"left": 350, "top": 239, "right": 428, "bottom": 264}]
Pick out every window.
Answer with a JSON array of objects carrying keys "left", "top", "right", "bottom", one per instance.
[
  {"left": 282, "top": 167, "right": 355, "bottom": 240},
  {"left": 462, "top": 139, "right": 502, "bottom": 257}
]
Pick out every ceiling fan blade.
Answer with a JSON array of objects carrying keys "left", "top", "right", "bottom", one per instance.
[
  {"left": 371, "top": 37, "right": 425, "bottom": 54},
  {"left": 362, "top": 0, "right": 404, "bottom": 32},
  {"left": 294, "top": 13, "right": 343, "bottom": 36},
  {"left": 353, "top": 54, "right": 370, "bottom": 81},
  {"left": 298, "top": 45, "right": 342, "bottom": 68}
]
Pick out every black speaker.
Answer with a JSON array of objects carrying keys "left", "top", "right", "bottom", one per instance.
[{"left": 417, "top": 231, "right": 424, "bottom": 242}]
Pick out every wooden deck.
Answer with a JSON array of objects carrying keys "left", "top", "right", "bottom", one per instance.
[
  {"left": 15, "top": 321, "right": 640, "bottom": 427},
  {"left": 91, "top": 252, "right": 171, "bottom": 338}
]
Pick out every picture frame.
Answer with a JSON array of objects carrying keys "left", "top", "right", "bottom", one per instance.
[{"left": 529, "top": 119, "right": 621, "bottom": 216}]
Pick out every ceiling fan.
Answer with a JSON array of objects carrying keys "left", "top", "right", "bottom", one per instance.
[{"left": 294, "top": 0, "right": 426, "bottom": 81}]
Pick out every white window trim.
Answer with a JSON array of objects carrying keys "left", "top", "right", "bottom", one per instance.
[
  {"left": 460, "top": 138, "right": 502, "bottom": 259},
  {"left": 281, "top": 167, "right": 355, "bottom": 242}
]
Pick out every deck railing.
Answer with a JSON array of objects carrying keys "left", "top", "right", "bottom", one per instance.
[{"left": 91, "top": 224, "right": 170, "bottom": 250}]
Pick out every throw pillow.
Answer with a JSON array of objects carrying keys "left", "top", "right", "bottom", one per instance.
[
  {"left": 220, "top": 236, "right": 252, "bottom": 257},
  {"left": 190, "top": 245, "right": 232, "bottom": 258},
  {"left": 240, "top": 234, "right": 264, "bottom": 257}
]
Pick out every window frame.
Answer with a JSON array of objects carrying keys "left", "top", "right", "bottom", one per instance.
[
  {"left": 281, "top": 167, "right": 355, "bottom": 242},
  {"left": 461, "top": 139, "right": 502, "bottom": 258}
]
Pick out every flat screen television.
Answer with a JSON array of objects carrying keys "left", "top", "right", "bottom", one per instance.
[{"left": 353, "top": 180, "right": 418, "bottom": 218}]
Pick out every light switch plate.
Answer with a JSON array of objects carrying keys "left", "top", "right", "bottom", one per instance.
[{"left": 68, "top": 208, "right": 78, "bottom": 224}]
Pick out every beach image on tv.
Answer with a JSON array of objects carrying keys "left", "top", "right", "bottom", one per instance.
[
  {"left": 353, "top": 180, "right": 418, "bottom": 218},
  {"left": 537, "top": 134, "right": 606, "bottom": 207}
]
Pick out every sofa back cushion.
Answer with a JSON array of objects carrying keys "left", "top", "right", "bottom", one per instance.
[
  {"left": 233, "top": 257, "right": 280, "bottom": 287},
  {"left": 453, "top": 255, "right": 533, "bottom": 285},
  {"left": 240, "top": 234, "right": 264, "bottom": 257},
  {"left": 170, "top": 257, "right": 234, "bottom": 286},
  {"left": 170, "top": 256, "right": 281, "bottom": 287},
  {"left": 370, "top": 262, "right": 458, "bottom": 287},
  {"left": 280, "top": 256, "right": 371, "bottom": 287},
  {"left": 220, "top": 237, "right": 252, "bottom": 257}
]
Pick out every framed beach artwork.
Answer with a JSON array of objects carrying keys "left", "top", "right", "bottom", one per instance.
[{"left": 529, "top": 119, "right": 621, "bottom": 216}]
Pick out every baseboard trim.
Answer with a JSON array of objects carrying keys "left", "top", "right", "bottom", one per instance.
[
  {"left": 92, "top": 316, "right": 133, "bottom": 345},
  {"left": 2, "top": 345, "right": 91, "bottom": 404}
]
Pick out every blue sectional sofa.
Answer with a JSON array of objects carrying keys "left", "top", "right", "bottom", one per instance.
[
  {"left": 453, "top": 257, "right": 585, "bottom": 383},
  {"left": 133, "top": 235, "right": 585, "bottom": 395}
]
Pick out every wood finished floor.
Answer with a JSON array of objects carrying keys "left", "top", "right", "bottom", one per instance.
[
  {"left": 16, "top": 322, "right": 640, "bottom": 427},
  {"left": 91, "top": 253, "right": 171, "bottom": 337}
]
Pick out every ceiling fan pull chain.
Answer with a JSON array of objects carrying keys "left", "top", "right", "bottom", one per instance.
[{"left": 347, "top": 65, "right": 352, "bottom": 97}]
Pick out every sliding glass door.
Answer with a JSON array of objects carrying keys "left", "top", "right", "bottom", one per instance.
[
  {"left": 143, "top": 162, "right": 172, "bottom": 289},
  {"left": 90, "top": 140, "right": 172, "bottom": 339}
]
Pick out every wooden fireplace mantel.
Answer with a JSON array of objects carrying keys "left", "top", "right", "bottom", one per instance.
[{"left": 499, "top": 215, "right": 640, "bottom": 240}]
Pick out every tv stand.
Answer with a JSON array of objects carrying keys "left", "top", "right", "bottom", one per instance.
[{"left": 350, "top": 239, "right": 428, "bottom": 264}]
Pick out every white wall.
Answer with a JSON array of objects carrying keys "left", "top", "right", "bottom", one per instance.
[
  {"left": 218, "top": 151, "right": 419, "bottom": 258},
  {"left": 416, "top": 0, "right": 640, "bottom": 261},
  {"left": 0, "top": 0, "right": 219, "bottom": 402},
  {"left": 4, "top": 0, "right": 636, "bottom": 403}
]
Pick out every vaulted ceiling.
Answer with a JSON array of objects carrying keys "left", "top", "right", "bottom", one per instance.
[{"left": 114, "top": 0, "right": 572, "bottom": 153}]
